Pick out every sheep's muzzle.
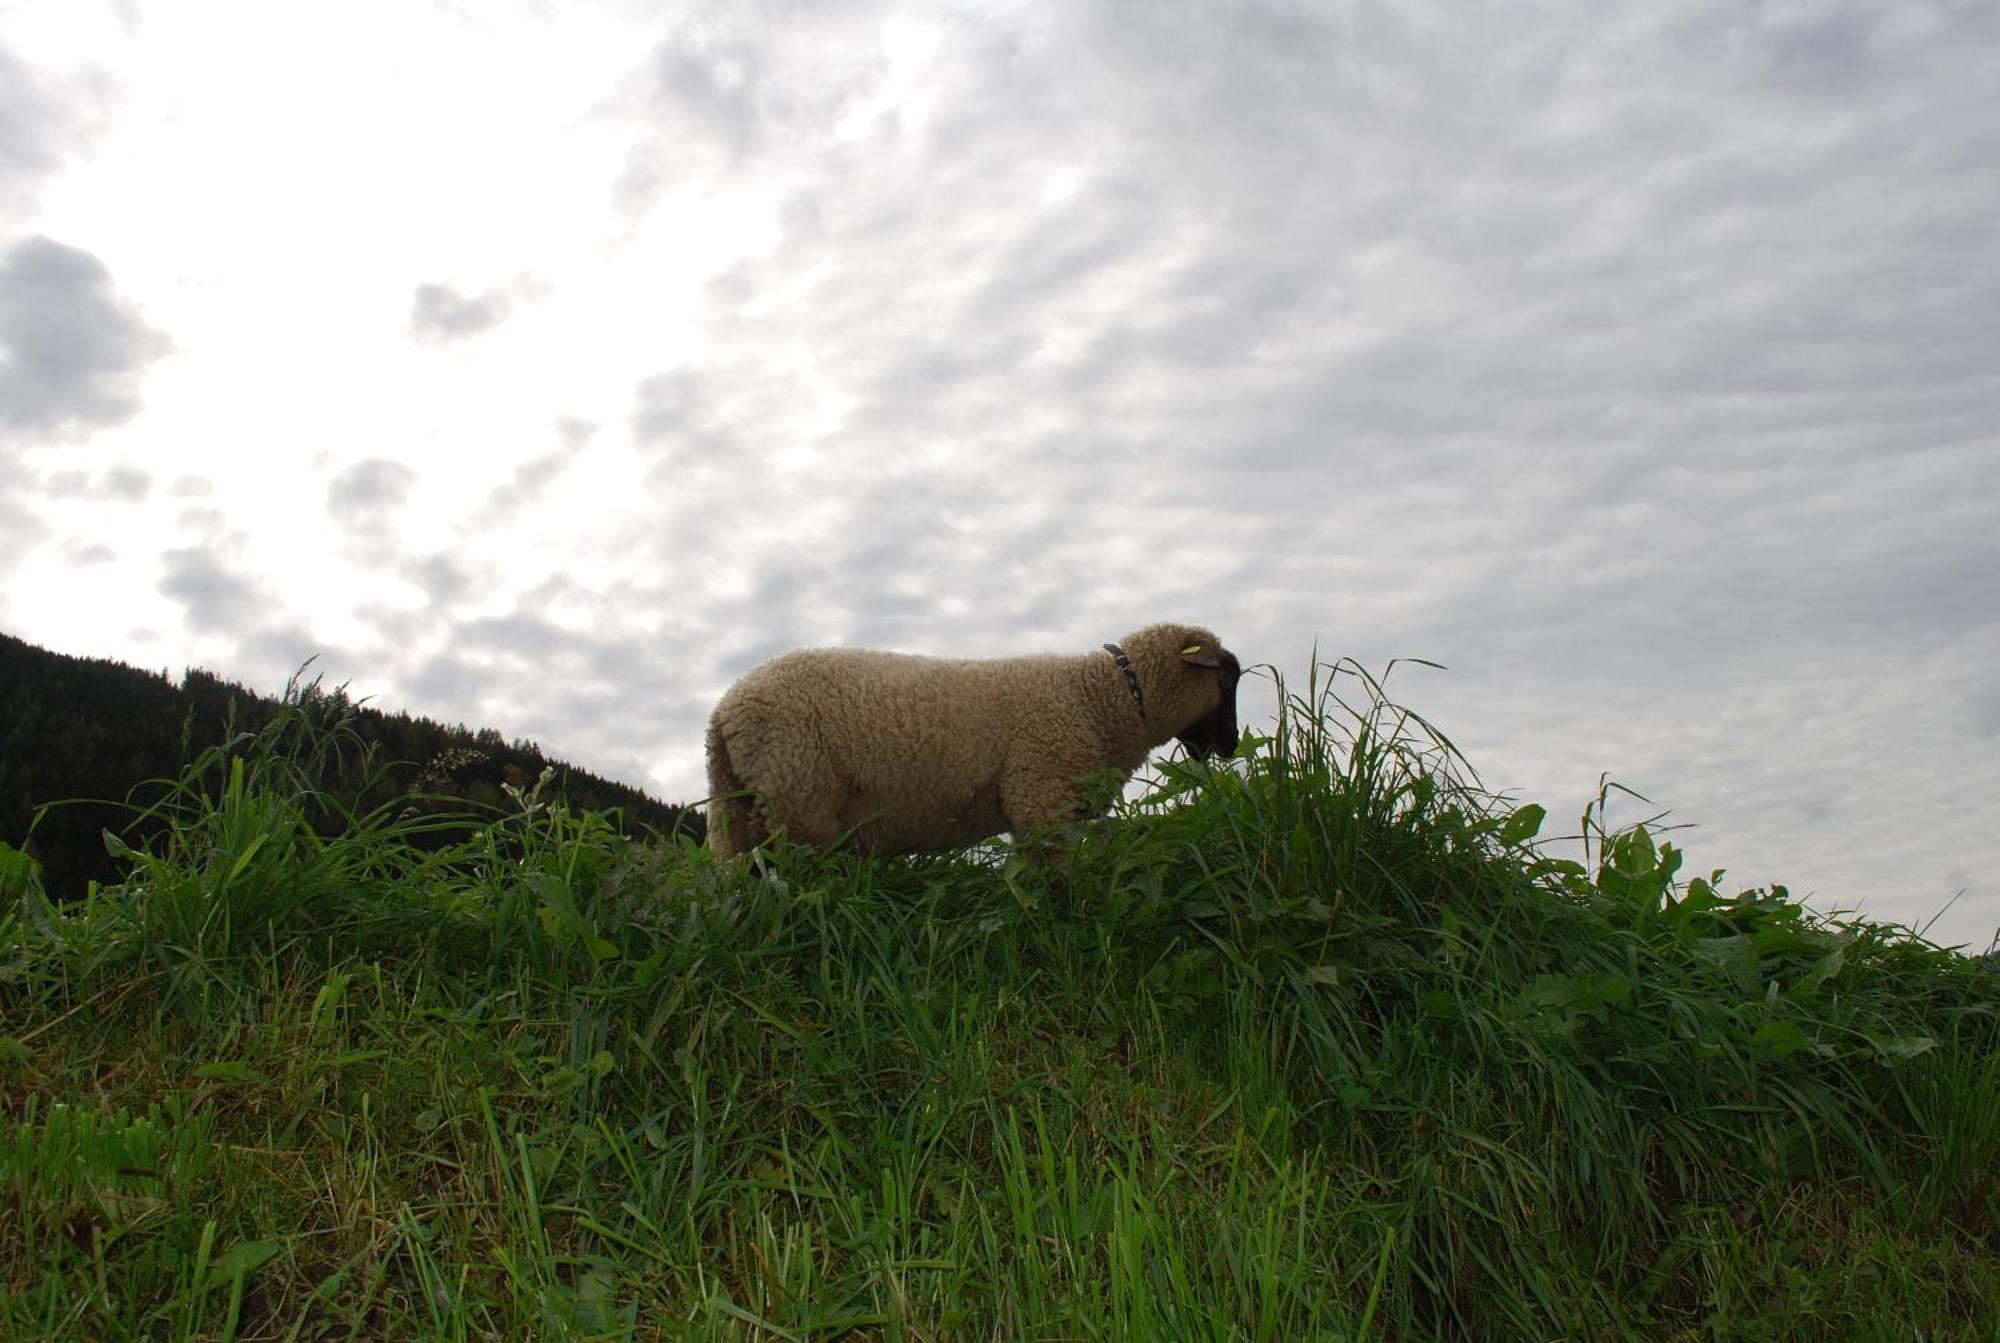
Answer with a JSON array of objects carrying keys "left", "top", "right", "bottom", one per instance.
[{"left": 1175, "top": 651, "right": 1241, "bottom": 761}]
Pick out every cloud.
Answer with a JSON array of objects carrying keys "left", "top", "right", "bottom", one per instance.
[
  {"left": 409, "top": 282, "right": 514, "bottom": 344},
  {"left": 405, "top": 552, "right": 475, "bottom": 607},
  {"left": 0, "top": 236, "right": 167, "bottom": 442},
  {"left": 615, "top": 5, "right": 894, "bottom": 210},
  {"left": 327, "top": 458, "right": 416, "bottom": 516},
  {"left": 0, "top": 492, "right": 47, "bottom": 579},
  {"left": 157, "top": 542, "right": 328, "bottom": 684},
  {"left": 42, "top": 465, "right": 152, "bottom": 500},
  {"left": 159, "top": 546, "right": 262, "bottom": 636},
  {"left": 603, "top": 0, "right": 2000, "bottom": 672},
  {"left": 0, "top": 49, "right": 59, "bottom": 217},
  {"left": 416, "top": 597, "right": 714, "bottom": 784},
  {"left": 326, "top": 457, "right": 418, "bottom": 566},
  {"left": 65, "top": 541, "right": 115, "bottom": 566},
  {"left": 0, "top": 40, "right": 95, "bottom": 221},
  {"left": 474, "top": 425, "right": 585, "bottom": 529}
]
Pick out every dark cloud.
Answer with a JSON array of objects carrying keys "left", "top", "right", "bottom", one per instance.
[
  {"left": 409, "top": 282, "right": 513, "bottom": 344},
  {"left": 1973, "top": 683, "right": 2000, "bottom": 741},
  {"left": 156, "top": 543, "right": 333, "bottom": 688},
  {"left": 159, "top": 545, "right": 263, "bottom": 636},
  {"left": 0, "top": 236, "right": 167, "bottom": 441},
  {"left": 327, "top": 458, "right": 418, "bottom": 568},
  {"left": 389, "top": 589, "right": 712, "bottom": 787},
  {"left": 405, "top": 552, "right": 474, "bottom": 607},
  {"left": 404, "top": 649, "right": 502, "bottom": 719},
  {"left": 239, "top": 620, "right": 330, "bottom": 682}
]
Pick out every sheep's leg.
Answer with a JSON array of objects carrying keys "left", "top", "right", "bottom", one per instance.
[
  {"left": 705, "top": 718, "right": 766, "bottom": 857},
  {"left": 709, "top": 714, "right": 851, "bottom": 854},
  {"left": 708, "top": 793, "right": 764, "bottom": 857}
]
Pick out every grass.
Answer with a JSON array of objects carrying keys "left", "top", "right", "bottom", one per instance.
[{"left": 1, "top": 660, "right": 1995, "bottom": 1341}]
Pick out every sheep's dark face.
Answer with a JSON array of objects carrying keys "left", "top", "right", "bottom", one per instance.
[{"left": 1176, "top": 649, "right": 1241, "bottom": 761}]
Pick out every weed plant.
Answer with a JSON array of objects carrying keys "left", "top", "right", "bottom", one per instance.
[{"left": 1, "top": 662, "right": 1994, "bottom": 1340}]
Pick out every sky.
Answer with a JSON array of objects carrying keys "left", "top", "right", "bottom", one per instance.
[{"left": 2, "top": 0, "right": 1995, "bottom": 951}]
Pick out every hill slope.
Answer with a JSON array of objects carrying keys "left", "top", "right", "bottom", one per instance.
[{"left": 1, "top": 661, "right": 1994, "bottom": 1339}]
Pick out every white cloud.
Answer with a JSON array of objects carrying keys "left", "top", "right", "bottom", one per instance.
[{"left": 409, "top": 283, "right": 515, "bottom": 345}]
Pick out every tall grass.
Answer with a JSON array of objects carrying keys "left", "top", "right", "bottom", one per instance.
[{"left": 2, "top": 662, "right": 1994, "bottom": 1340}]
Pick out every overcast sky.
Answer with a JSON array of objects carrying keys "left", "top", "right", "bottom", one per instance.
[{"left": 3, "top": 0, "right": 1995, "bottom": 950}]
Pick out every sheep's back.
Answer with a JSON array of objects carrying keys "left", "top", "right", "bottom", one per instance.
[{"left": 724, "top": 646, "right": 1080, "bottom": 788}]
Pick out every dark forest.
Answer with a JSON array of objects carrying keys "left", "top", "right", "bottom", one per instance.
[{"left": 1, "top": 630, "right": 700, "bottom": 898}]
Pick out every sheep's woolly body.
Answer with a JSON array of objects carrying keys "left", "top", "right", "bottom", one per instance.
[{"left": 705, "top": 623, "right": 1239, "bottom": 858}]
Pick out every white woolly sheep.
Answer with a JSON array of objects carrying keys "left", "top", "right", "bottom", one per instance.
[{"left": 704, "top": 622, "right": 1242, "bottom": 858}]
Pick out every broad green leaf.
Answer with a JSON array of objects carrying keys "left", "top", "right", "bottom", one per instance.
[
  {"left": 1673, "top": 879, "right": 1726, "bottom": 917},
  {"left": 1499, "top": 804, "right": 1546, "bottom": 846},
  {"left": 1751, "top": 925, "right": 1839, "bottom": 959}
]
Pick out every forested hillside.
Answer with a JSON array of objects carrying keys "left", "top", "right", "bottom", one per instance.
[{"left": 0, "top": 630, "right": 699, "bottom": 897}]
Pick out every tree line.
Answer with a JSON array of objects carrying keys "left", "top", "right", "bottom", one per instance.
[{"left": 1, "top": 630, "right": 701, "bottom": 898}]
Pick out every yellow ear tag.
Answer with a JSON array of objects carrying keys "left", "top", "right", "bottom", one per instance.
[{"left": 1181, "top": 644, "right": 1204, "bottom": 655}]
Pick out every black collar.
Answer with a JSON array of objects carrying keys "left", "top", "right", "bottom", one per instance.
[{"left": 1102, "top": 643, "right": 1147, "bottom": 720}]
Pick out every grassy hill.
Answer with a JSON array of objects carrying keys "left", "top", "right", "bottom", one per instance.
[{"left": 2, "top": 662, "right": 1994, "bottom": 1341}]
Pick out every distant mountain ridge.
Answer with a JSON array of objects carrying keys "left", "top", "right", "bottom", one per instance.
[{"left": 1, "top": 629, "right": 700, "bottom": 898}]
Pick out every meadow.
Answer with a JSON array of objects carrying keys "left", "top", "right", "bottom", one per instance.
[{"left": 2, "top": 662, "right": 1995, "bottom": 1341}]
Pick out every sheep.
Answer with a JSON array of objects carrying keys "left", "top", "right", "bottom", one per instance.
[{"left": 703, "top": 622, "right": 1242, "bottom": 859}]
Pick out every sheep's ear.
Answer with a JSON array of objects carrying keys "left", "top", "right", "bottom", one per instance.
[{"left": 1180, "top": 642, "right": 1222, "bottom": 669}]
